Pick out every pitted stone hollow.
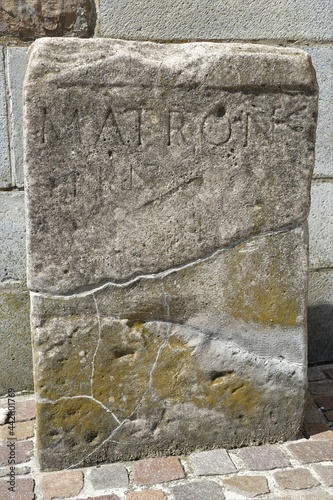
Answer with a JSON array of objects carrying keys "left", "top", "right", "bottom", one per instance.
[
  {"left": 25, "top": 39, "right": 317, "bottom": 295},
  {"left": 24, "top": 39, "right": 317, "bottom": 470}
]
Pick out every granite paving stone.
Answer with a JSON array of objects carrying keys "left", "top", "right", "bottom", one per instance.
[
  {"left": 172, "top": 480, "right": 225, "bottom": 500},
  {"left": 0, "top": 477, "right": 34, "bottom": 500},
  {"left": 312, "top": 464, "right": 333, "bottom": 487},
  {"left": 310, "top": 430, "right": 333, "bottom": 440},
  {"left": 0, "top": 420, "right": 34, "bottom": 441},
  {"left": 237, "top": 444, "right": 290, "bottom": 470},
  {"left": 0, "top": 464, "right": 30, "bottom": 477},
  {"left": 40, "top": 470, "right": 84, "bottom": 499},
  {"left": 88, "top": 464, "right": 129, "bottom": 489},
  {"left": 189, "top": 449, "right": 236, "bottom": 475},
  {"left": 82, "top": 496, "right": 120, "bottom": 500},
  {"left": 303, "top": 423, "right": 331, "bottom": 436},
  {"left": 15, "top": 398, "right": 36, "bottom": 422},
  {"left": 133, "top": 457, "right": 185, "bottom": 486},
  {"left": 270, "top": 491, "right": 333, "bottom": 500},
  {"left": 273, "top": 467, "right": 320, "bottom": 490},
  {"left": 0, "top": 440, "right": 33, "bottom": 466},
  {"left": 127, "top": 491, "right": 166, "bottom": 499},
  {"left": 287, "top": 440, "right": 333, "bottom": 463},
  {"left": 223, "top": 475, "right": 269, "bottom": 497}
]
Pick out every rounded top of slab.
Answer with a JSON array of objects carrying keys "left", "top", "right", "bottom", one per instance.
[{"left": 25, "top": 38, "right": 317, "bottom": 91}]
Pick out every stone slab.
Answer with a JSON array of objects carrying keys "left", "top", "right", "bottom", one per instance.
[
  {"left": 0, "top": 0, "right": 96, "bottom": 39},
  {"left": 133, "top": 457, "right": 185, "bottom": 486},
  {"left": 0, "top": 191, "right": 27, "bottom": 284},
  {"left": 223, "top": 475, "right": 269, "bottom": 497},
  {"left": 0, "top": 283, "right": 33, "bottom": 395},
  {"left": 88, "top": 464, "right": 129, "bottom": 489},
  {"left": 309, "top": 181, "right": 333, "bottom": 269},
  {"left": 300, "top": 45, "right": 333, "bottom": 177},
  {"left": 24, "top": 39, "right": 317, "bottom": 295},
  {"left": 308, "top": 269, "right": 333, "bottom": 364},
  {"left": 189, "top": 449, "right": 236, "bottom": 475},
  {"left": 0, "top": 46, "right": 11, "bottom": 188},
  {"left": 172, "top": 481, "right": 225, "bottom": 500},
  {"left": 99, "top": 0, "right": 333, "bottom": 41},
  {"left": 31, "top": 226, "right": 308, "bottom": 469},
  {"left": 287, "top": 441, "right": 333, "bottom": 463},
  {"left": 6, "top": 47, "right": 27, "bottom": 187},
  {"left": 237, "top": 444, "right": 290, "bottom": 470},
  {"left": 0, "top": 477, "right": 34, "bottom": 500},
  {"left": 313, "top": 464, "right": 333, "bottom": 487},
  {"left": 24, "top": 39, "right": 316, "bottom": 471},
  {"left": 40, "top": 470, "right": 84, "bottom": 500},
  {"left": 273, "top": 468, "right": 319, "bottom": 490}
]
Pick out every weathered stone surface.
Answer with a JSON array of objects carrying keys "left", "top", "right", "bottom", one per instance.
[
  {"left": 172, "top": 480, "right": 225, "bottom": 500},
  {"left": 236, "top": 444, "right": 290, "bottom": 470},
  {"left": 308, "top": 270, "right": 333, "bottom": 363},
  {"left": 300, "top": 46, "right": 333, "bottom": 178},
  {"left": 0, "top": 0, "right": 96, "bottom": 40},
  {"left": 0, "top": 46, "right": 11, "bottom": 188},
  {"left": 0, "top": 192, "right": 26, "bottom": 284},
  {"left": 133, "top": 457, "right": 185, "bottom": 485},
  {"left": 99, "top": 0, "right": 333, "bottom": 41},
  {"left": 273, "top": 468, "right": 319, "bottom": 490},
  {"left": 223, "top": 475, "right": 269, "bottom": 497},
  {"left": 88, "top": 464, "right": 129, "bottom": 489},
  {"left": 24, "top": 39, "right": 316, "bottom": 470},
  {"left": 309, "top": 181, "right": 333, "bottom": 269},
  {"left": 25, "top": 39, "right": 316, "bottom": 295},
  {"left": 189, "top": 449, "right": 236, "bottom": 475},
  {"left": 40, "top": 470, "right": 84, "bottom": 500},
  {"left": 313, "top": 464, "right": 333, "bottom": 487},
  {"left": 6, "top": 47, "right": 27, "bottom": 188},
  {"left": 0, "top": 283, "right": 33, "bottom": 395}
]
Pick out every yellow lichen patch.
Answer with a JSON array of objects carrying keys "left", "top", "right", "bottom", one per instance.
[
  {"left": 223, "top": 234, "right": 302, "bottom": 326},
  {"left": 92, "top": 321, "right": 165, "bottom": 418},
  {"left": 152, "top": 335, "right": 263, "bottom": 417},
  {"left": 35, "top": 316, "right": 98, "bottom": 400},
  {"left": 37, "top": 398, "right": 116, "bottom": 470}
]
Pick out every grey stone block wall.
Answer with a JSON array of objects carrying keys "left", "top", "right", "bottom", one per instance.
[
  {"left": 99, "top": 0, "right": 333, "bottom": 41},
  {"left": 0, "top": 0, "right": 332, "bottom": 394},
  {"left": 6, "top": 47, "right": 27, "bottom": 188},
  {"left": 0, "top": 47, "right": 11, "bottom": 189},
  {"left": 0, "top": 45, "right": 33, "bottom": 394}
]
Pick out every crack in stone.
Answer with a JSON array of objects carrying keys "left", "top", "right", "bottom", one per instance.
[
  {"left": 38, "top": 394, "right": 121, "bottom": 425},
  {"left": 67, "top": 418, "right": 128, "bottom": 470},
  {"left": 65, "top": 284, "right": 174, "bottom": 469},
  {"left": 91, "top": 293, "right": 102, "bottom": 399},
  {"left": 32, "top": 221, "right": 305, "bottom": 299}
]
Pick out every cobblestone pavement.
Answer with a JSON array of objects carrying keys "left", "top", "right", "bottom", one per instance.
[{"left": 0, "top": 364, "right": 332, "bottom": 499}]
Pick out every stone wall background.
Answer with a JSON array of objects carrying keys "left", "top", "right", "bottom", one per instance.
[{"left": 0, "top": 0, "right": 332, "bottom": 393}]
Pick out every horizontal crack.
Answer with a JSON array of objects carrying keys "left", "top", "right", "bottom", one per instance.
[{"left": 31, "top": 220, "right": 305, "bottom": 299}]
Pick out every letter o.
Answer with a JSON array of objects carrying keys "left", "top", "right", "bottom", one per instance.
[{"left": 202, "top": 105, "right": 231, "bottom": 145}]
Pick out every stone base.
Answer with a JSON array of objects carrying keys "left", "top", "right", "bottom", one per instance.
[{"left": 33, "top": 226, "right": 307, "bottom": 470}]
